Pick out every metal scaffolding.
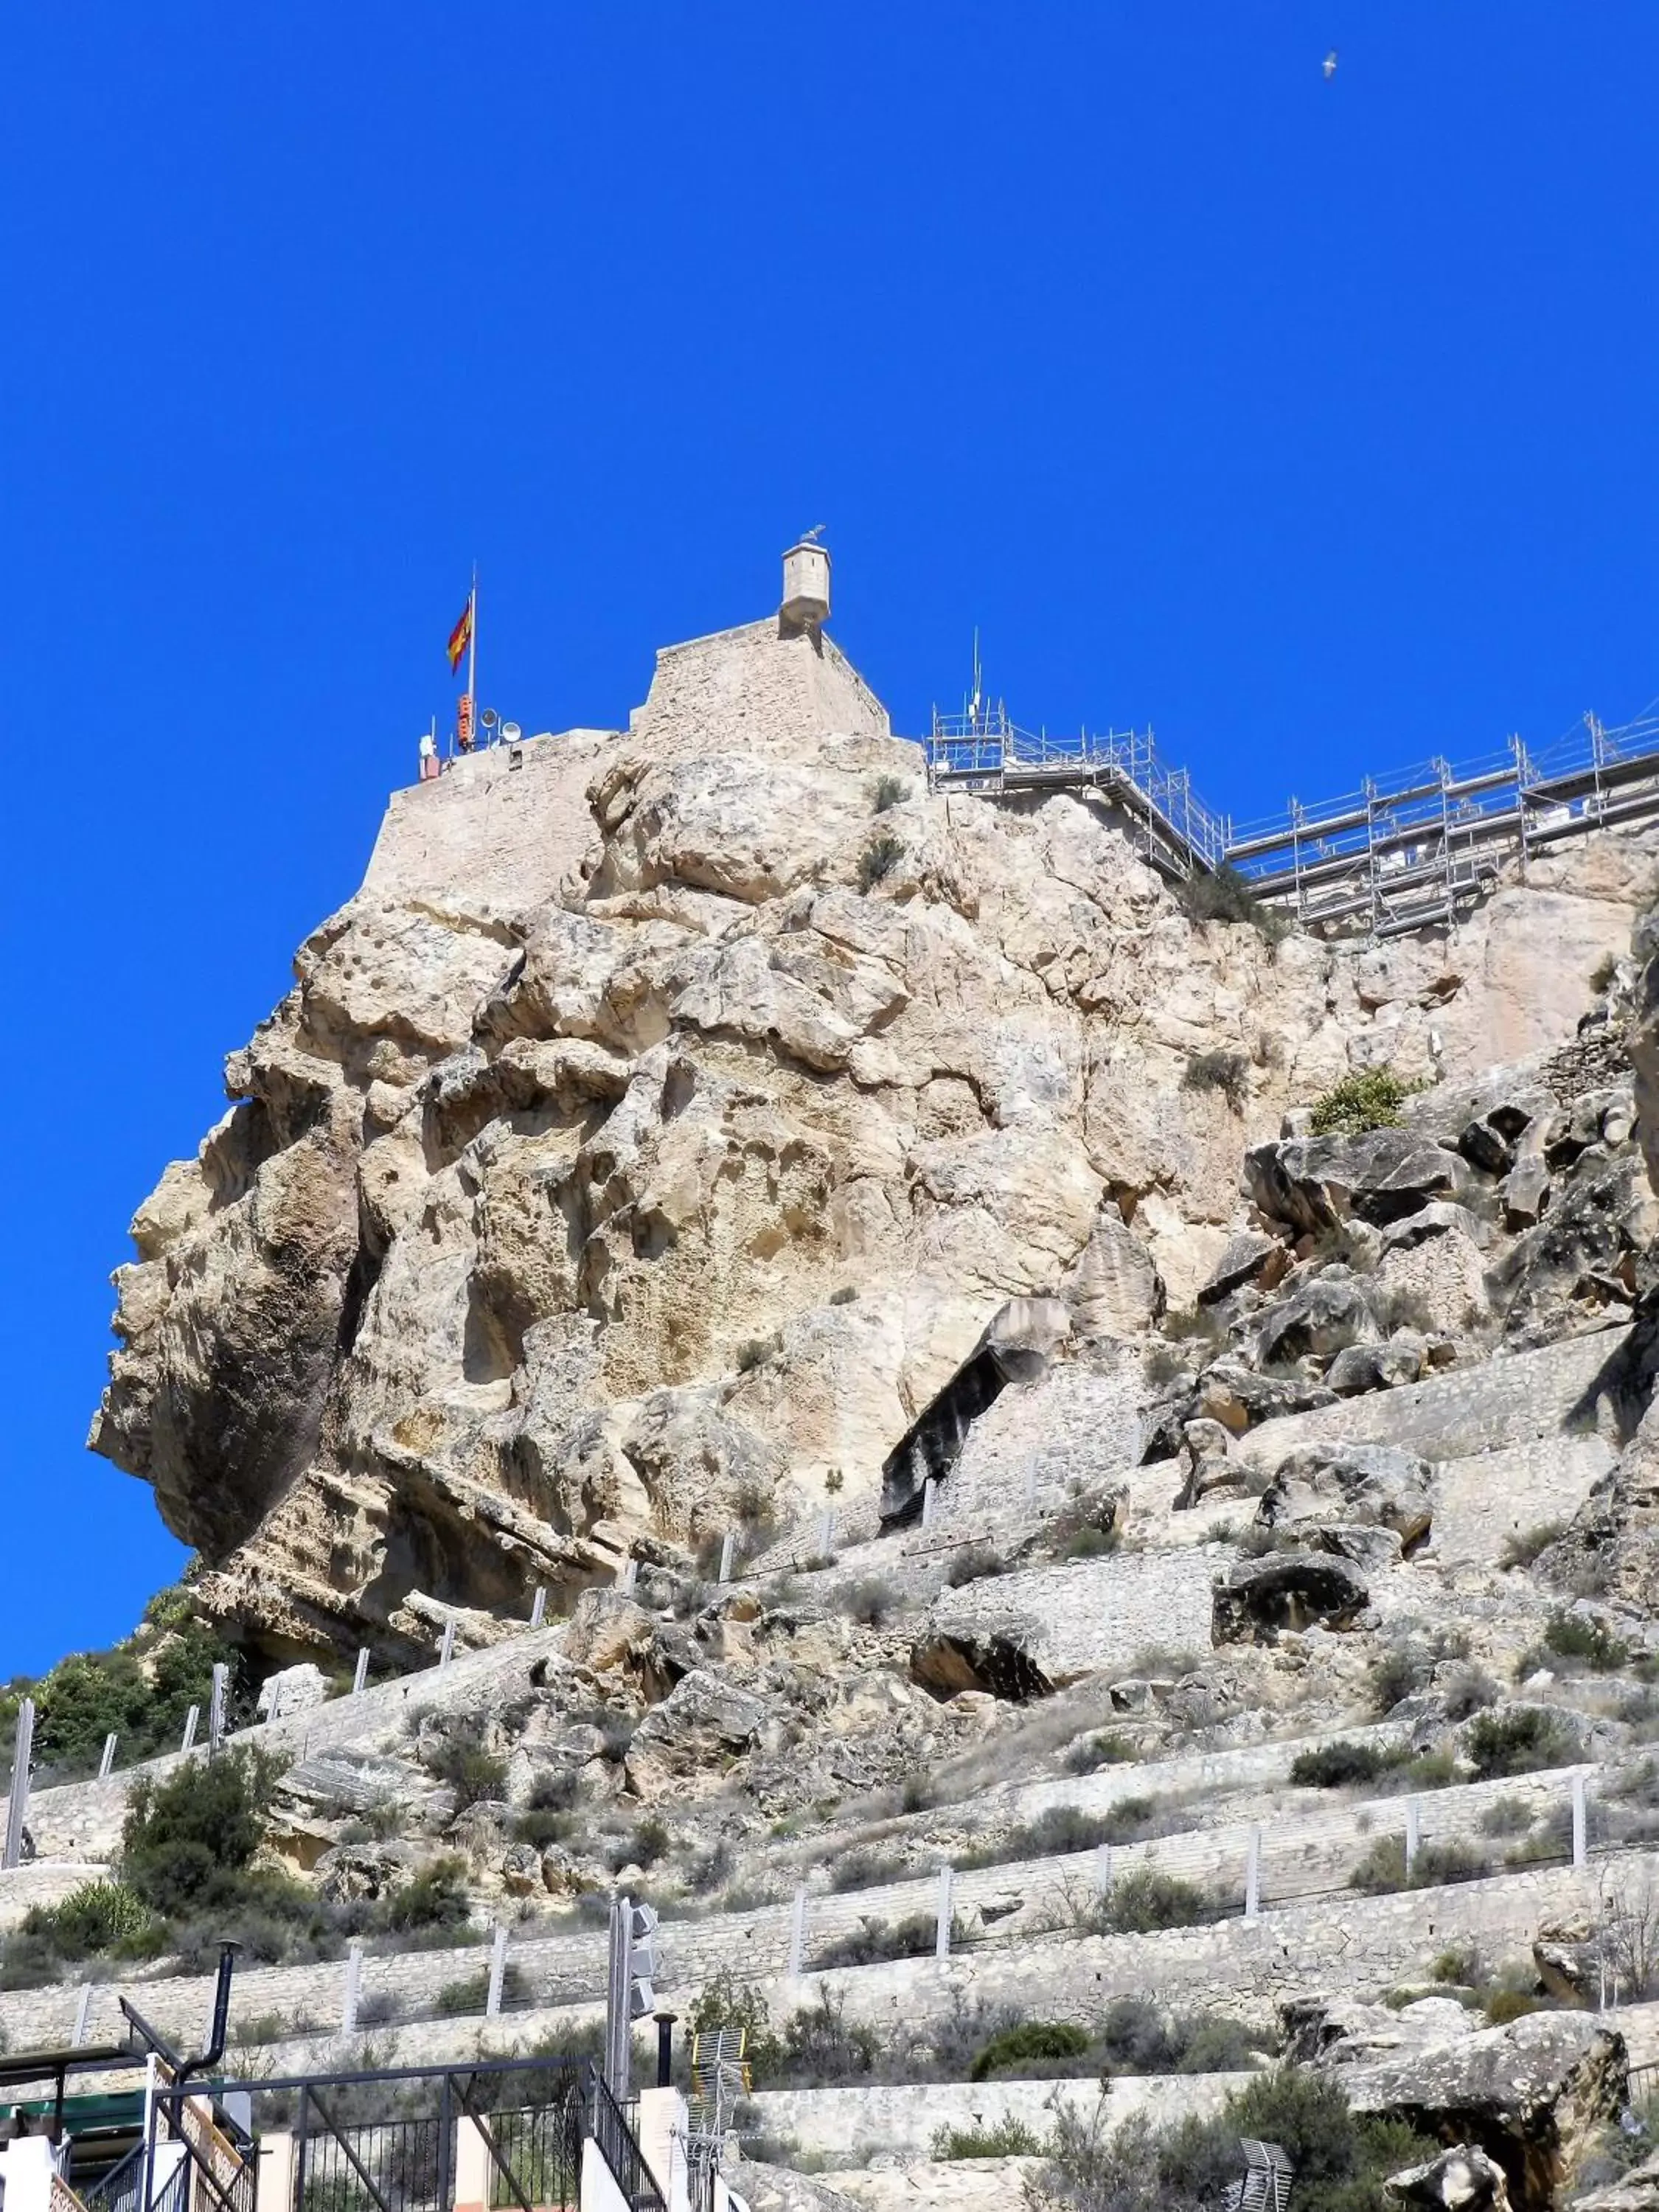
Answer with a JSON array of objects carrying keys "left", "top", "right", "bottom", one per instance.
[{"left": 923, "top": 700, "right": 1659, "bottom": 940}]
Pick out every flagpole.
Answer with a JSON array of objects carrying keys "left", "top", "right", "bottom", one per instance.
[{"left": 467, "top": 562, "right": 478, "bottom": 739}]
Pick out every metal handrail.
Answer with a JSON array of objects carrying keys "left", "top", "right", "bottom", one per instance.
[{"left": 586, "top": 2068, "right": 665, "bottom": 2212}]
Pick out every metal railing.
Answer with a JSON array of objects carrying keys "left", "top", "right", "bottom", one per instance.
[
  {"left": 923, "top": 692, "right": 1659, "bottom": 936},
  {"left": 588, "top": 2073, "right": 665, "bottom": 2212},
  {"left": 299, "top": 2117, "right": 448, "bottom": 2212},
  {"left": 925, "top": 706, "right": 1232, "bottom": 873}
]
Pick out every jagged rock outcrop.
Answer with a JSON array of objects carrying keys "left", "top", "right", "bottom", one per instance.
[{"left": 88, "top": 609, "right": 1655, "bottom": 1663}]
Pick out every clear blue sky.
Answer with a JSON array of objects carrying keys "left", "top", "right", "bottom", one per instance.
[{"left": 2, "top": 6, "right": 1655, "bottom": 1679}]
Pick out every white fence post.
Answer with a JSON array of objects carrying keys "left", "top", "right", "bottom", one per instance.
[
  {"left": 179, "top": 1705, "right": 200, "bottom": 1756},
  {"left": 1572, "top": 1773, "right": 1587, "bottom": 1869},
  {"left": 1094, "top": 1843, "right": 1113, "bottom": 1896},
  {"left": 935, "top": 1865, "right": 953, "bottom": 1961},
  {"left": 352, "top": 1648, "right": 370, "bottom": 1697},
  {"left": 1244, "top": 1824, "right": 1261, "bottom": 1921},
  {"left": 529, "top": 1587, "right": 547, "bottom": 1630},
  {"left": 72, "top": 1985, "right": 94, "bottom": 2048},
  {"left": 98, "top": 1733, "right": 118, "bottom": 1782},
  {"left": 1405, "top": 1797, "right": 1420, "bottom": 1879},
  {"left": 718, "top": 1532, "right": 737, "bottom": 1585},
  {"left": 817, "top": 1509, "right": 835, "bottom": 1560},
  {"left": 439, "top": 1615, "right": 457, "bottom": 1669},
  {"left": 341, "top": 1942, "right": 362, "bottom": 2037},
  {"left": 922, "top": 1478, "right": 938, "bottom": 1530},
  {"left": 486, "top": 1926, "right": 509, "bottom": 2018},
  {"left": 788, "top": 1885, "right": 808, "bottom": 1979},
  {"left": 208, "top": 1664, "right": 229, "bottom": 1756}
]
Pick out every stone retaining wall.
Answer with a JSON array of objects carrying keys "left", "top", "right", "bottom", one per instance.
[
  {"left": 1240, "top": 1327, "right": 1629, "bottom": 1475},
  {"left": 746, "top": 2073, "right": 1249, "bottom": 2158},
  {"left": 20, "top": 1627, "right": 568, "bottom": 1861},
  {"left": 2, "top": 1776, "right": 1634, "bottom": 2059}
]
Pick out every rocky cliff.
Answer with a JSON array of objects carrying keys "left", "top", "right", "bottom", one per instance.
[{"left": 90, "top": 603, "right": 1650, "bottom": 1668}]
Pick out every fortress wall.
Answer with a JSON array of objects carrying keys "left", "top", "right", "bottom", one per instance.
[
  {"left": 361, "top": 728, "right": 622, "bottom": 908},
  {"left": 627, "top": 621, "right": 897, "bottom": 765},
  {"left": 1239, "top": 1326, "right": 1630, "bottom": 1476},
  {"left": 926, "top": 1548, "right": 1219, "bottom": 1680}
]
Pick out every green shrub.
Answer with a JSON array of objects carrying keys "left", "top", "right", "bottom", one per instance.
[
  {"left": 1485, "top": 1988, "right": 1543, "bottom": 2025},
  {"left": 1543, "top": 1610, "right": 1630, "bottom": 1672},
  {"left": 425, "top": 1721, "right": 508, "bottom": 1809},
  {"left": 1290, "top": 1741, "right": 1404, "bottom": 1789},
  {"left": 122, "top": 1748, "right": 281, "bottom": 1915},
  {"left": 845, "top": 1578, "right": 899, "bottom": 1627},
  {"left": 942, "top": 1543, "right": 1008, "bottom": 1589},
  {"left": 970, "top": 2020, "right": 1090, "bottom": 2081},
  {"left": 857, "top": 835, "right": 905, "bottom": 891},
  {"left": 770, "top": 1983, "right": 879, "bottom": 2087},
  {"left": 1307, "top": 1068, "right": 1418, "bottom": 1138},
  {"left": 1062, "top": 1525, "right": 1121, "bottom": 1560},
  {"left": 1369, "top": 1644, "right": 1429, "bottom": 1714},
  {"left": 1349, "top": 1837, "right": 1489, "bottom": 1896},
  {"left": 933, "top": 2115, "right": 1040, "bottom": 2159},
  {"left": 374, "top": 1856, "right": 472, "bottom": 1935},
  {"left": 872, "top": 776, "right": 910, "bottom": 815},
  {"left": 1182, "top": 1050, "right": 1250, "bottom": 1111},
  {"left": 1466, "top": 1708, "right": 1581, "bottom": 1780},
  {"left": 22, "top": 1880, "right": 151, "bottom": 1961},
  {"left": 1037, "top": 2067, "right": 1433, "bottom": 2212},
  {"left": 1178, "top": 866, "right": 1290, "bottom": 945},
  {"left": 1063, "top": 1731, "right": 1137, "bottom": 1775},
  {"left": 1500, "top": 1520, "right": 1567, "bottom": 1571},
  {"left": 1097, "top": 1867, "right": 1219, "bottom": 1934},
  {"left": 815, "top": 1913, "right": 941, "bottom": 1969}
]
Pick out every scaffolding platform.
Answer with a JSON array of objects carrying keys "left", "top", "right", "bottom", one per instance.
[{"left": 923, "top": 701, "right": 1659, "bottom": 939}]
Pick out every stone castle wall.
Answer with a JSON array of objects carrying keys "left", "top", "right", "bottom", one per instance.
[{"left": 361, "top": 728, "right": 623, "bottom": 908}]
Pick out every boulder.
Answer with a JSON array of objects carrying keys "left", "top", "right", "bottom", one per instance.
[
  {"left": 1198, "top": 1230, "right": 1287, "bottom": 1307},
  {"left": 1245, "top": 1130, "right": 1470, "bottom": 1237},
  {"left": 1327, "top": 1338, "right": 1426, "bottom": 1395},
  {"left": 1386, "top": 2146, "right": 1512, "bottom": 2212},
  {"left": 1458, "top": 1118, "right": 1517, "bottom": 1178},
  {"left": 313, "top": 1840, "right": 420, "bottom": 1905},
  {"left": 1195, "top": 1359, "right": 1339, "bottom": 1432},
  {"left": 1212, "top": 1551, "right": 1370, "bottom": 1642},
  {"left": 1344, "top": 2011, "right": 1627, "bottom": 2212},
  {"left": 1502, "top": 1158, "right": 1552, "bottom": 1231},
  {"left": 1255, "top": 1274, "right": 1382, "bottom": 1366},
  {"left": 624, "top": 1669, "right": 776, "bottom": 1798},
  {"left": 1573, "top": 2149, "right": 1659, "bottom": 2212},
  {"left": 1282, "top": 1993, "right": 1474, "bottom": 2070},
  {"left": 909, "top": 1630, "right": 1052, "bottom": 1703},
  {"left": 1062, "top": 1211, "right": 1166, "bottom": 1338},
  {"left": 1256, "top": 1440, "right": 1435, "bottom": 1548},
  {"left": 256, "top": 1662, "right": 330, "bottom": 1723},
  {"left": 1489, "top": 1155, "right": 1657, "bottom": 1343}
]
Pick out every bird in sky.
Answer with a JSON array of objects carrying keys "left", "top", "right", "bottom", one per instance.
[
  {"left": 799, "top": 524, "right": 827, "bottom": 545},
  {"left": 1322, "top": 49, "right": 1338, "bottom": 80}
]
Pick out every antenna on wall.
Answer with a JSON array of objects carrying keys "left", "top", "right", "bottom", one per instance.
[{"left": 967, "top": 629, "right": 984, "bottom": 731}]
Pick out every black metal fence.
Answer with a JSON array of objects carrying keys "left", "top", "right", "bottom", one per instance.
[
  {"left": 207, "top": 2054, "right": 635, "bottom": 2212},
  {"left": 588, "top": 2073, "right": 665, "bottom": 2212}
]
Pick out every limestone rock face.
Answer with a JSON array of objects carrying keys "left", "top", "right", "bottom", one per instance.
[
  {"left": 88, "top": 614, "right": 1658, "bottom": 1661},
  {"left": 1346, "top": 2012, "right": 1628, "bottom": 2212}
]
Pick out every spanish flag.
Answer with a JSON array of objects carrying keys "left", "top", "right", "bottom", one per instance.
[{"left": 447, "top": 595, "right": 473, "bottom": 675}]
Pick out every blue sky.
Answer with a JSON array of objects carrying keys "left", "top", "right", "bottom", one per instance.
[{"left": 2, "top": 5, "right": 1655, "bottom": 1678}]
